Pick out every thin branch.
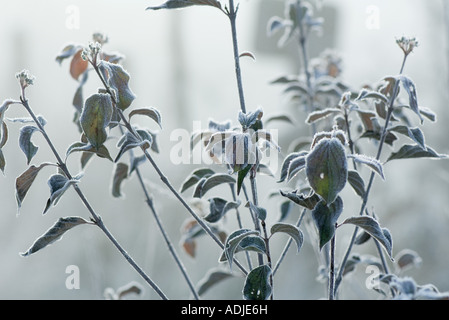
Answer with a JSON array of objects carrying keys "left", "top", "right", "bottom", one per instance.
[
  {"left": 92, "top": 63, "right": 249, "bottom": 276},
  {"left": 19, "top": 94, "right": 168, "bottom": 300},
  {"left": 334, "top": 53, "right": 409, "bottom": 294},
  {"left": 227, "top": 0, "right": 246, "bottom": 114},
  {"left": 273, "top": 207, "right": 306, "bottom": 276}
]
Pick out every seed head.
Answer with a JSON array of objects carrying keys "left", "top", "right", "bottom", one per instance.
[
  {"left": 396, "top": 36, "right": 419, "bottom": 56},
  {"left": 15, "top": 70, "right": 35, "bottom": 90}
]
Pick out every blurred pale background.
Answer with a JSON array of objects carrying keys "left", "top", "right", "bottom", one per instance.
[{"left": 0, "top": 0, "right": 448, "bottom": 299}]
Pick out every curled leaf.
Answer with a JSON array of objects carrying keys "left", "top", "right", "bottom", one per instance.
[
  {"left": 197, "top": 268, "right": 234, "bottom": 296},
  {"left": 115, "top": 130, "right": 152, "bottom": 163},
  {"left": 279, "top": 190, "right": 320, "bottom": 210},
  {"left": 43, "top": 174, "right": 80, "bottom": 214},
  {"left": 15, "top": 163, "right": 53, "bottom": 212},
  {"left": 80, "top": 93, "right": 113, "bottom": 149},
  {"left": 193, "top": 173, "right": 236, "bottom": 198},
  {"left": 98, "top": 60, "right": 136, "bottom": 111},
  {"left": 347, "top": 170, "right": 366, "bottom": 198},
  {"left": 111, "top": 163, "right": 129, "bottom": 198},
  {"left": 399, "top": 75, "right": 423, "bottom": 124},
  {"left": 129, "top": 107, "right": 162, "bottom": 129},
  {"left": 223, "top": 229, "right": 259, "bottom": 270},
  {"left": 270, "top": 223, "right": 303, "bottom": 253},
  {"left": 180, "top": 168, "right": 215, "bottom": 193},
  {"left": 340, "top": 216, "right": 393, "bottom": 260},
  {"left": 386, "top": 144, "right": 447, "bottom": 162},
  {"left": 21, "top": 217, "right": 90, "bottom": 257},
  {"left": 146, "top": 0, "right": 222, "bottom": 10},
  {"left": 347, "top": 154, "right": 385, "bottom": 180},
  {"left": 204, "top": 197, "right": 240, "bottom": 223},
  {"left": 55, "top": 44, "right": 83, "bottom": 65},
  {"left": 312, "top": 197, "right": 343, "bottom": 250},
  {"left": 19, "top": 126, "right": 40, "bottom": 165}
]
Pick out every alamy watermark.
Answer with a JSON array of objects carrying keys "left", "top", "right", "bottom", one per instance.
[
  {"left": 65, "top": 5, "right": 80, "bottom": 30},
  {"left": 65, "top": 265, "right": 80, "bottom": 290},
  {"left": 365, "top": 265, "right": 381, "bottom": 290}
]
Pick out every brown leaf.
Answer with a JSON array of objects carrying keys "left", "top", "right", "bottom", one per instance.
[
  {"left": 182, "top": 239, "right": 196, "bottom": 258},
  {"left": 70, "top": 50, "right": 88, "bottom": 80}
]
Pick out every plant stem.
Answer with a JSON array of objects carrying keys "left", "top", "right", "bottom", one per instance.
[
  {"left": 92, "top": 64, "right": 249, "bottom": 276},
  {"left": 328, "top": 231, "right": 336, "bottom": 300},
  {"left": 273, "top": 207, "right": 306, "bottom": 276},
  {"left": 250, "top": 168, "right": 273, "bottom": 299},
  {"left": 229, "top": 184, "right": 253, "bottom": 270},
  {"left": 334, "top": 53, "right": 409, "bottom": 294},
  {"left": 227, "top": 0, "right": 246, "bottom": 114},
  {"left": 19, "top": 94, "right": 168, "bottom": 300},
  {"left": 298, "top": 16, "right": 317, "bottom": 134}
]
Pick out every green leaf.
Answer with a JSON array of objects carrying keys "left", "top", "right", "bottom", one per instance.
[
  {"left": 223, "top": 229, "right": 259, "bottom": 270},
  {"left": 219, "top": 236, "right": 267, "bottom": 262},
  {"left": 264, "top": 114, "right": 294, "bottom": 126},
  {"left": 305, "top": 108, "right": 341, "bottom": 124},
  {"left": 347, "top": 170, "right": 365, "bottom": 198},
  {"left": 80, "top": 93, "right": 113, "bottom": 149},
  {"left": 399, "top": 75, "right": 424, "bottom": 124},
  {"left": 243, "top": 265, "right": 272, "bottom": 300},
  {"left": 204, "top": 197, "right": 240, "bottom": 223},
  {"left": 279, "top": 201, "right": 293, "bottom": 221},
  {"left": 418, "top": 106, "right": 436, "bottom": 122},
  {"left": 278, "top": 152, "right": 308, "bottom": 183},
  {"left": 347, "top": 154, "right": 385, "bottom": 180},
  {"left": 180, "top": 168, "right": 215, "bottom": 193},
  {"left": 386, "top": 144, "right": 447, "bottom": 162},
  {"left": 267, "top": 16, "right": 285, "bottom": 36},
  {"left": 355, "top": 88, "right": 388, "bottom": 104},
  {"left": 146, "top": 0, "right": 222, "bottom": 11},
  {"left": 270, "top": 223, "right": 303, "bottom": 253},
  {"left": 197, "top": 268, "right": 234, "bottom": 296},
  {"left": 98, "top": 60, "right": 136, "bottom": 111},
  {"left": 129, "top": 107, "right": 162, "bottom": 129},
  {"left": 279, "top": 190, "right": 320, "bottom": 210},
  {"left": 65, "top": 141, "right": 113, "bottom": 163},
  {"left": 287, "top": 154, "right": 307, "bottom": 182},
  {"left": 55, "top": 44, "right": 82, "bottom": 65},
  {"left": 111, "top": 163, "right": 129, "bottom": 198},
  {"left": 15, "top": 163, "right": 53, "bottom": 212},
  {"left": 340, "top": 216, "right": 393, "bottom": 260},
  {"left": 312, "top": 197, "right": 343, "bottom": 250},
  {"left": 21, "top": 217, "right": 90, "bottom": 257},
  {"left": 237, "top": 164, "right": 251, "bottom": 195},
  {"left": 115, "top": 131, "right": 152, "bottom": 163},
  {"left": 72, "top": 71, "right": 89, "bottom": 113},
  {"left": 246, "top": 202, "right": 267, "bottom": 221},
  {"left": 129, "top": 154, "right": 147, "bottom": 176},
  {"left": 306, "top": 137, "right": 348, "bottom": 204},
  {"left": 43, "top": 174, "right": 80, "bottom": 214},
  {"left": 193, "top": 173, "right": 236, "bottom": 198},
  {"left": 19, "top": 126, "right": 40, "bottom": 165},
  {"left": 388, "top": 125, "right": 425, "bottom": 149}
]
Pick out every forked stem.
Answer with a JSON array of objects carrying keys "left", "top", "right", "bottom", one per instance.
[{"left": 19, "top": 93, "right": 168, "bottom": 300}]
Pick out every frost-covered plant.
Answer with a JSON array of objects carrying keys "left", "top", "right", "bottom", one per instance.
[{"left": 1, "top": 0, "right": 448, "bottom": 301}]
